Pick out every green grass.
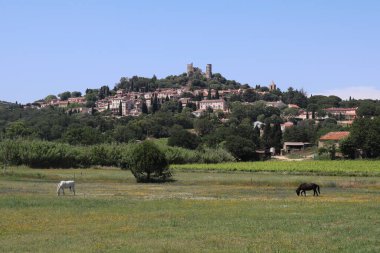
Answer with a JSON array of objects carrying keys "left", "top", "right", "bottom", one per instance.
[
  {"left": 171, "top": 160, "right": 380, "bottom": 176},
  {"left": 1, "top": 167, "right": 379, "bottom": 252}
]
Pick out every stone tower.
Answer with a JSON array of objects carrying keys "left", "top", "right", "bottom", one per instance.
[
  {"left": 269, "top": 81, "right": 277, "bottom": 91},
  {"left": 187, "top": 63, "right": 194, "bottom": 77},
  {"left": 206, "top": 64, "right": 212, "bottom": 79}
]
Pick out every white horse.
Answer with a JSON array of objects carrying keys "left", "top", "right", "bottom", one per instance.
[{"left": 57, "top": 181, "right": 75, "bottom": 196}]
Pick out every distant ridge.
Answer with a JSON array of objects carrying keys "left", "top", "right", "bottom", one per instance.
[{"left": 0, "top": 100, "right": 14, "bottom": 106}]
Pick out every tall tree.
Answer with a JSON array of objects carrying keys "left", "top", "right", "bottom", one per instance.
[
  {"left": 270, "top": 123, "right": 283, "bottom": 152},
  {"left": 262, "top": 122, "right": 272, "bottom": 148},
  {"left": 152, "top": 95, "right": 159, "bottom": 113},
  {"left": 119, "top": 101, "right": 122, "bottom": 116},
  {"left": 215, "top": 90, "right": 220, "bottom": 99},
  {"left": 142, "top": 102, "right": 148, "bottom": 114}
]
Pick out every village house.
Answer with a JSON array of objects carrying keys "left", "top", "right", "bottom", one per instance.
[
  {"left": 265, "top": 101, "right": 287, "bottom": 109},
  {"left": 324, "top": 107, "right": 357, "bottom": 121},
  {"left": 58, "top": 101, "right": 69, "bottom": 108},
  {"left": 109, "top": 96, "right": 125, "bottom": 114},
  {"left": 199, "top": 99, "right": 227, "bottom": 111},
  {"left": 67, "top": 97, "right": 86, "bottom": 104},
  {"left": 280, "top": 121, "right": 294, "bottom": 132},
  {"left": 179, "top": 97, "right": 191, "bottom": 107},
  {"left": 121, "top": 99, "right": 142, "bottom": 117},
  {"left": 192, "top": 99, "right": 227, "bottom": 117},
  {"left": 318, "top": 131, "right": 350, "bottom": 149},
  {"left": 95, "top": 99, "right": 110, "bottom": 112}
]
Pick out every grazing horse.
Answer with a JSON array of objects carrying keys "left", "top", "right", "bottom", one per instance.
[
  {"left": 296, "top": 183, "right": 320, "bottom": 196},
  {"left": 57, "top": 181, "right": 75, "bottom": 196}
]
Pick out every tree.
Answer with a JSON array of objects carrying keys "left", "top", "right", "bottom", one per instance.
[
  {"left": 207, "top": 87, "right": 212, "bottom": 99},
  {"left": 340, "top": 138, "right": 356, "bottom": 159},
  {"left": 71, "top": 91, "right": 82, "bottom": 98},
  {"left": 307, "top": 104, "right": 319, "bottom": 119},
  {"left": 215, "top": 90, "right": 220, "bottom": 99},
  {"left": 58, "top": 91, "right": 71, "bottom": 101},
  {"left": 177, "top": 101, "right": 183, "bottom": 113},
  {"left": 99, "top": 86, "right": 110, "bottom": 99},
  {"left": 5, "top": 121, "right": 32, "bottom": 139},
  {"left": 113, "top": 125, "right": 135, "bottom": 143},
  {"left": 224, "top": 136, "right": 256, "bottom": 161},
  {"left": 118, "top": 101, "right": 122, "bottom": 116},
  {"left": 152, "top": 95, "right": 159, "bottom": 113},
  {"left": 62, "top": 126, "right": 102, "bottom": 145},
  {"left": 142, "top": 102, "right": 148, "bottom": 114},
  {"left": 125, "top": 141, "right": 170, "bottom": 182},
  {"left": 328, "top": 144, "right": 336, "bottom": 160},
  {"left": 262, "top": 122, "right": 271, "bottom": 148},
  {"left": 168, "top": 125, "right": 199, "bottom": 149},
  {"left": 347, "top": 117, "right": 380, "bottom": 158},
  {"left": 44, "top": 95, "right": 57, "bottom": 102},
  {"left": 271, "top": 123, "right": 283, "bottom": 152},
  {"left": 85, "top": 92, "right": 98, "bottom": 108},
  {"left": 194, "top": 118, "right": 214, "bottom": 136}
]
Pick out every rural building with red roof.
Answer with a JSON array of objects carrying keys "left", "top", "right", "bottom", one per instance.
[{"left": 318, "top": 131, "right": 350, "bottom": 148}]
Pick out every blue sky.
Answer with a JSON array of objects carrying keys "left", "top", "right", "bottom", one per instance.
[{"left": 1, "top": 0, "right": 380, "bottom": 103}]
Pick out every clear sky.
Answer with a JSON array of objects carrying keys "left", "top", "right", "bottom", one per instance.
[{"left": 1, "top": 0, "right": 380, "bottom": 103}]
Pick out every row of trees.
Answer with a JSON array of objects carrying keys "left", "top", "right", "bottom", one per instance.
[{"left": 0, "top": 139, "right": 235, "bottom": 169}]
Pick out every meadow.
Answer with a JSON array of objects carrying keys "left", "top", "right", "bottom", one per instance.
[{"left": 0, "top": 165, "right": 379, "bottom": 252}]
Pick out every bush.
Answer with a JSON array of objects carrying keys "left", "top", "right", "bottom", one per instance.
[
  {"left": 199, "top": 147, "right": 236, "bottom": 164},
  {"left": 125, "top": 141, "right": 171, "bottom": 182}
]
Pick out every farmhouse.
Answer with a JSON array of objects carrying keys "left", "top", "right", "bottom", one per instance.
[
  {"left": 282, "top": 142, "right": 312, "bottom": 154},
  {"left": 318, "top": 131, "right": 350, "bottom": 148}
]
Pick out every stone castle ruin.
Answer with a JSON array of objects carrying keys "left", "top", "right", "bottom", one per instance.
[{"left": 187, "top": 63, "right": 212, "bottom": 79}]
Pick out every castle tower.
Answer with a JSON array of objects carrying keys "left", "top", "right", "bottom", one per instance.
[
  {"left": 187, "top": 63, "right": 194, "bottom": 77},
  {"left": 269, "top": 81, "right": 277, "bottom": 91},
  {"left": 206, "top": 64, "right": 212, "bottom": 79}
]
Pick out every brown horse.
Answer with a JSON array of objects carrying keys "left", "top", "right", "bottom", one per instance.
[{"left": 296, "top": 183, "right": 320, "bottom": 196}]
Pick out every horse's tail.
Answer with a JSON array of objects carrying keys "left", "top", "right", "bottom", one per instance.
[{"left": 317, "top": 185, "right": 320, "bottom": 194}]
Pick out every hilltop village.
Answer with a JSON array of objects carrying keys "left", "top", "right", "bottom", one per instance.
[
  {"left": 3, "top": 63, "right": 379, "bottom": 162},
  {"left": 27, "top": 63, "right": 357, "bottom": 125}
]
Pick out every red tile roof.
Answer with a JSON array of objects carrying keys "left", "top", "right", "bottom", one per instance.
[{"left": 320, "top": 131, "right": 350, "bottom": 141}]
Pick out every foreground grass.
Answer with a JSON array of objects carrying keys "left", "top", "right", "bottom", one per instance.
[
  {"left": 0, "top": 168, "right": 379, "bottom": 252},
  {"left": 171, "top": 160, "right": 380, "bottom": 176}
]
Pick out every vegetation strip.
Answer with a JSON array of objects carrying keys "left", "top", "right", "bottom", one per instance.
[{"left": 171, "top": 160, "right": 380, "bottom": 176}]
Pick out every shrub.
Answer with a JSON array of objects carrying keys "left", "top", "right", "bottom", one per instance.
[{"left": 124, "top": 141, "right": 170, "bottom": 182}]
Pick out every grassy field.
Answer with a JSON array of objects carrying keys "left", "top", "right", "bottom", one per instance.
[
  {"left": 1, "top": 166, "right": 379, "bottom": 252},
  {"left": 171, "top": 160, "right": 380, "bottom": 176}
]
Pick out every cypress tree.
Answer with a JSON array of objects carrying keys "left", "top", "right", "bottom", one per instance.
[
  {"left": 119, "top": 101, "right": 122, "bottom": 116},
  {"left": 178, "top": 101, "right": 183, "bottom": 113},
  {"left": 142, "top": 102, "right": 148, "bottom": 114},
  {"left": 215, "top": 90, "right": 220, "bottom": 99}
]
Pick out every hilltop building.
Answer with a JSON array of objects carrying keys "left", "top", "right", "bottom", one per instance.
[
  {"left": 269, "top": 81, "right": 277, "bottom": 91},
  {"left": 187, "top": 63, "right": 213, "bottom": 79},
  {"left": 187, "top": 63, "right": 194, "bottom": 77},
  {"left": 206, "top": 64, "right": 212, "bottom": 79}
]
